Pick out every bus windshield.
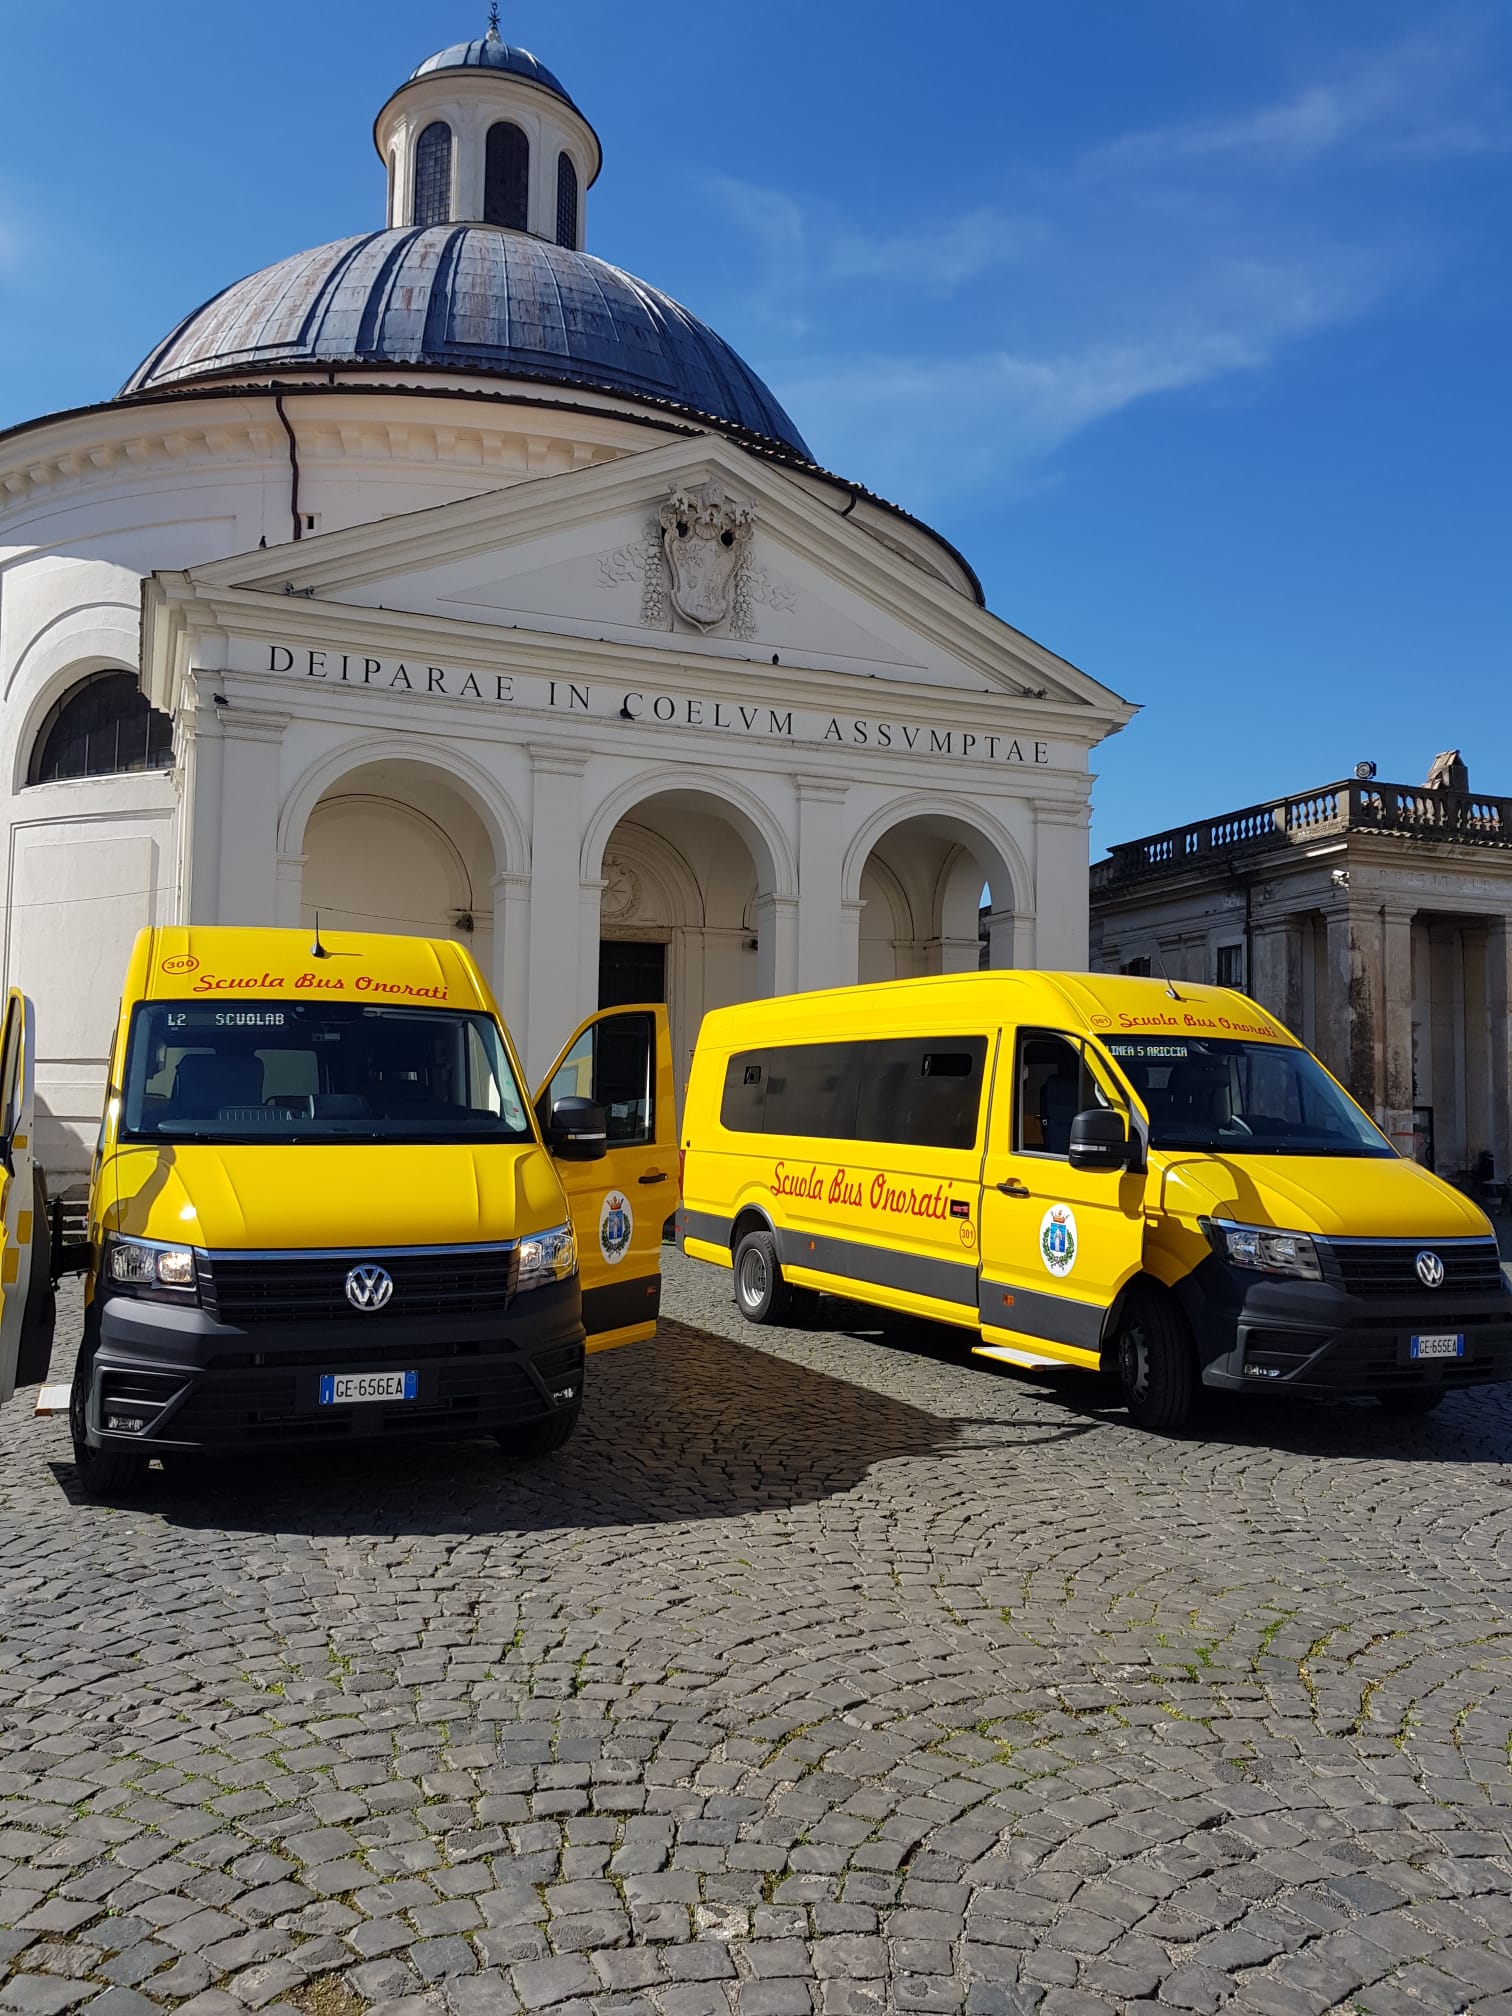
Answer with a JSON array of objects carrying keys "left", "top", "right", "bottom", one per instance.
[
  {"left": 1099, "top": 1035, "right": 1393, "bottom": 1158},
  {"left": 121, "top": 1000, "right": 533, "bottom": 1144}
]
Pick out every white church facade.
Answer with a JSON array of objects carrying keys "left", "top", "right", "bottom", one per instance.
[{"left": 0, "top": 22, "right": 1133, "bottom": 1177}]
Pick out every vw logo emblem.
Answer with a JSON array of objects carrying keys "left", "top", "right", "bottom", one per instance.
[
  {"left": 1415, "top": 1250, "right": 1445, "bottom": 1289},
  {"left": 345, "top": 1263, "right": 394, "bottom": 1312}
]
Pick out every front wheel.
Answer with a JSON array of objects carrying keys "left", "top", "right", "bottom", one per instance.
[
  {"left": 1114, "top": 1288, "right": 1195, "bottom": 1432},
  {"left": 69, "top": 1360, "right": 151, "bottom": 1497},
  {"left": 1376, "top": 1388, "right": 1447, "bottom": 1417},
  {"left": 496, "top": 1402, "right": 581, "bottom": 1461}
]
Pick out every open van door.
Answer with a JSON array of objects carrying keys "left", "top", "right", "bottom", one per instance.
[
  {"left": 0, "top": 990, "right": 40, "bottom": 1408},
  {"left": 535, "top": 1004, "right": 677, "bottom": 1351}
]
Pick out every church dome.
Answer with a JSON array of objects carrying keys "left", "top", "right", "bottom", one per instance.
[
  {"left": 117, "top": 226, "right": 812, "bottom": 457},
  {"left": 408, "top": 36, "right": 580, "bottom": 114}
]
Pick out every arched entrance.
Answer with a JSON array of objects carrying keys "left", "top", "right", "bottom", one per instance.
[
  {"left": 847, "top": 804, "right": 1030, "bottom": 979},
  {"left": 583, "top": 778, "right": 793, "bottom": 1096},
  {"left": 295, "top": 757, "right": 502, "bottom": 977}
]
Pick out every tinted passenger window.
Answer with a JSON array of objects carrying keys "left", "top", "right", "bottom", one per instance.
[
  {"left": 1016, "top": 1033, "right": 1100, "bottom": 1156},
  {"left": 721, "top": 1037, "right": 987, "bottom": 1151}
]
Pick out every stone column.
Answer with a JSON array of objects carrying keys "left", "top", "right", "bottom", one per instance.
[
  {"left": 213, "top": 705, "right": 289, "bottom": 926},
  {"left": 1380, "top": 906, "right": 1417, "bottom": 1154},
  {"left": 796, "top": 780, "right": 848, "bottom": 991},
  {"left": 1248, "top": 922, "right": 1296, "bottom": 1028},
  {"left": 1321, "top": 903, "right": 1364, "bottom": 1101},
  {"left": 1488, "top": 919, "right": 1512, "bottom": 1184},
  {"left": 525, "top": 747, "right": 585, "bottom": 1086}
]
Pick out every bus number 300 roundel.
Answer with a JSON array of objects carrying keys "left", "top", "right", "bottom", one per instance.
[
  {"left": 1040, "top": 1205, "right": 1078, "bottom": 1278},
  {"left": 599, "top": 1191, "right": 633, "bottom": 1265}
]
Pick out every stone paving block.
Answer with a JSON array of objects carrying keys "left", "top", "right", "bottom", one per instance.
[
  {"left": 0, "top": 1983, "right": 98, "bottom": 2016},
  {"left": 508, "top": 1954, "right": 598, "bottom": 2009}
]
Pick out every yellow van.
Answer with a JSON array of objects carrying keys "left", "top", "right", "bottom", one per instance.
[
  {"left": 63, "top": 926, "right": 675, "bottom": 1494},
  {"left": 679, "top": 971, "right": 1510, "bottom": 1430}
]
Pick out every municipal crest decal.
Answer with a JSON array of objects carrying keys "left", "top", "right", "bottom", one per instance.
[
  {"left": 1039, "top": 1205, "right": 1078, "bottom": 1279},
  {"left": 655, "top": 479, "right": 756, "bottom": 634},
  {"left": 599, "top": 1190, "right": 634, "bottom": 1266}
]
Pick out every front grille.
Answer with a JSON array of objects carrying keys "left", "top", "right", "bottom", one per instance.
[
  {"left": 1296, "top": 1325, "right": 1511, "bottom": 1385},
  {"left": 1321, "top": 1239, "right": 1506, "bottom": 1298},
  {"left": 200, "top": 1246, "right": 519, "bottom": 1326}
]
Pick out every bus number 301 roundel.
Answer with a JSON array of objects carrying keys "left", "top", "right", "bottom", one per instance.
[{"left": 599, "top": 1191, "right": 633, "bottom": 1265}]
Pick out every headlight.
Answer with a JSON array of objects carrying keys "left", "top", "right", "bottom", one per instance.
[
  {"left": 517, "top": 1223, "right": 577, "bottom": 1293},
  {"left": 106, "top": 1236, "right": 199, "bottom": 1296},
  {"left": 1203, "top": 1219, "right": 1322, "bottom": 1281}
]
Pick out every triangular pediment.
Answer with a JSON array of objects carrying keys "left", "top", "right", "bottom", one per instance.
[{"left": 191, "top": 435, "right": 1126, "bottom": 712}]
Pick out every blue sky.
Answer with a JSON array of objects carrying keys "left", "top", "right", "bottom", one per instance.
[{"left": 2, "top": 2, "right": 1508, "bottom": 851}]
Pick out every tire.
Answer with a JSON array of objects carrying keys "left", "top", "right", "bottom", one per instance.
[
  {"left": 732, "top": 1228, "right": 803, "bottom": 1326},
  {"left": 1114, "top": 1287, "right": 1195, "bottom": 1432},
  {"left": 495, "top": 1401, "right": 581, "bottom": 1461},
  {"left": 1376, "top": 1388, "right": 1447, "bottom": 1417},
  {"left": 68, "top": 1359, "right": 151, "bottom": 1496},
  {"left": 15, "top": 1169, "right": 55, "bottom": 1390}
]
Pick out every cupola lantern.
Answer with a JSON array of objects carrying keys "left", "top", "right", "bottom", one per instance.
[{"left": 374, "top": 13, "right": 601, "bottom": 248}]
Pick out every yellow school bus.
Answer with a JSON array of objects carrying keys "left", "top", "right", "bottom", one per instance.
[
  {"left": 57, "top": 926, "right": 676, "bottom": 1494},
  {"left": 679, "top": 971, "right": 1510, "bottom": 1430}
]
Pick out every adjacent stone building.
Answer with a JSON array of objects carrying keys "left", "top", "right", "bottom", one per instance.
[{"left": 1090, "top": 759, "right": 1512, "bottom": 1184}]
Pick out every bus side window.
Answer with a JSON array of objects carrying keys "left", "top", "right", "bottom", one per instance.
[{"left": 1016, "top": 1033, "right": 1098, "bottom": 1157}]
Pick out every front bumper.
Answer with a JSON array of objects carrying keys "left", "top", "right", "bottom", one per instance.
[
  {"left": 1175, "top": 1255, "right": 1512, "bottom": 1397},
  {"left": 81, "top": 1277, "right": 585, "bottom": 1453}
]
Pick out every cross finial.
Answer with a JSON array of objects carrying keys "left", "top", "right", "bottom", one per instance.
[{"left": 487, "top": 3, "right": 501, "bottom": 35}]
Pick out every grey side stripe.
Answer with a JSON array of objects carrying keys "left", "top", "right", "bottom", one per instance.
[
  {"left": 778, "top": 1227, "right": 978, "bottom": 1308},
  {"left": 680, "top": 1209, "right": 730, "bottom": 1251},
  {"left": 979, "top": 1276, "right": 1105, "bottom": 1353}
]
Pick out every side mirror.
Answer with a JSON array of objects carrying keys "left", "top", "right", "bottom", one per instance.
[
  {"left": 548, "top": 1096, "right": 607, "bottom": 1161},
  {"left": 1068, "top": 1107, "right": 1128, "bottom": 1173}
]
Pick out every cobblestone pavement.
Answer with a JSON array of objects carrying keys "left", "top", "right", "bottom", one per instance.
[{"left": 3, "top": 1254, "right": 1512, "bottom": 2016}]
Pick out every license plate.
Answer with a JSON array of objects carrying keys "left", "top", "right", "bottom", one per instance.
[
  {"left": 1409, "top": 1333, "right": 1464, "bottom": 1361},
  {"left": 319, "top": 1372, "right": 418, "bottom": 1404}
]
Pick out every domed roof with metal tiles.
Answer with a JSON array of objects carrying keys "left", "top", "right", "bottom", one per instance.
[
  {"left": 408, "top": 30, "right": 579, "bottom": 115},
  {"left": 117, "top": 226, "right": 813, "bottom": 457}
]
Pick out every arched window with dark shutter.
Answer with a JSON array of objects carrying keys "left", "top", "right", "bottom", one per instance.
[
  {"left": 484, "top": 121, "right": 529, "bottom": 231},
  {"left": 28, "top": 671, "right": 174, "bottom": 786},
  {"left": 555, "top": 152, "right": 579, "bottom": 248},
  {"left": 413, "top": 121, "right": 453, "bottom": 227}
]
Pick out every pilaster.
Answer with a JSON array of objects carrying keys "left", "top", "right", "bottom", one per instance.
[
  {"left": 796, "top": 781, "right": 849, "bottom": 992},
  {"left": 525, "top": 747, "right": 586, "bottom": 1085},
  {"left": 211, "top": 702, "right": 289, "bottom": 926},
  {"left": 1034, "top": 800, "right": 1090, "bottom": 968}
]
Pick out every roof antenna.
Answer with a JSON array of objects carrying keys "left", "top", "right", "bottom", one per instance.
[
  {"left": 310, "top": 911, "right": 329, "bottom": 960},
  {"left": 1156, "top": 956, "right": 1183, "bottom": 1002}
]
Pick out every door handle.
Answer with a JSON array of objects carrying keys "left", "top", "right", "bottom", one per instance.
[
  {"left": 638, "top": 1170, "right": 669, "bottom": 1185},
  {"left": 995, "top": 1179, "right": 1030, "bottom": 1198}
]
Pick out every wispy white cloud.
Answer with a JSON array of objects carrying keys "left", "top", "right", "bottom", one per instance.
[
  {"left": 699, "top": 29, "right": 1497, "bottom": 504},
  {"left": 1088, "top": 33, "right": 1509, "bottom": 171}
]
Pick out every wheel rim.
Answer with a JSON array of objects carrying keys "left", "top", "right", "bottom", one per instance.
[
  {"left": 738, "top": 1247, "right": 768, "bottom": 1310},
  {"left": 1118, "top": 1325, "right": 1146, "bottom": 1398}
]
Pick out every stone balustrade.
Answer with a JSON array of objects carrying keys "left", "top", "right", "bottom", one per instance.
[{"left": 1093, "top": 779, "right": 1512, "bottom": 887}]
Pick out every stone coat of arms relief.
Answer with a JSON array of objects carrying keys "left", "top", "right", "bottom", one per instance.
[
  {"left": 596, "top": 480, "right": 797, "bottom": 640},
  {"left": 655, "top": 479, "right": 755, "bottom": 633}
]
